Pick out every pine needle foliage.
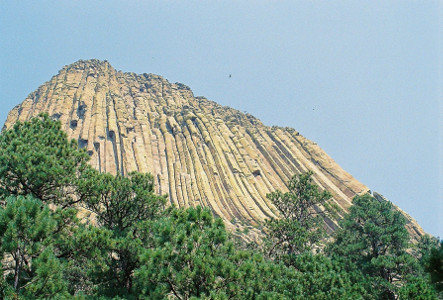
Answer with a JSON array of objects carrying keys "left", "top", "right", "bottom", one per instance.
[
  {"left": 0, "top": 115, "right": 439, "bottom": 299},
  {"left": 265, "top": 171, "right": 332, "bottom": 258},
  {"left": 0, "top": 113, "right": 89, "bottom": 207}
]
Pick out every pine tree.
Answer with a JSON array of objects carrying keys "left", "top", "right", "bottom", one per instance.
[
  {"left": 135, "top": 206, "right": 247, "bottom": 299},
  {"left": 79, "top": 169, "right": 167, "bottom": 234},
  {"left": 77, "top": 169, "right": 167, "bottom": 296},
  {"left": 0, "top": 195, "right": 71, "bottom": 298},
  {"left": 265, "top": 171, "right": 331, "bottom": 259},
  {"left": 0, "top": 113, "right": 90, "bottom": 207},
  {"left": 422, "top": 240, "right": 443, "bottom": 293},
  {"left": 327, "top": 194, "right": 437, "bottom": 299}
]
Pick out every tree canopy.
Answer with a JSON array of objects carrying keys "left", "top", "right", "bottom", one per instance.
[
  {"left": 0, "top": 113, "right": 89, "bottom": 207},
  {"left": 327, "top": 194, "right": 438, "bottom": 299},
  {"left": 265, "top": 171, "right": 331, "bottom": 259},
  {"left": 0, "top": 115, "right": 439, "bottom": 299}
]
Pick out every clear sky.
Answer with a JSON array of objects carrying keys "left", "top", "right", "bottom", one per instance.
[{"left": 1, "top": 1, "right": 441, "bottom": 237}]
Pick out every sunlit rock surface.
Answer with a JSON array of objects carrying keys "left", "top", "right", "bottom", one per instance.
[{"left": 4, "top": 59, "right": 424, "bottom": 238}]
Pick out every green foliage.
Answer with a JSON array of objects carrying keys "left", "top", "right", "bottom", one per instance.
[
  {"left": 0, "top": 195, "right": 71, "bottom": 298},
  {"left": 239, "top": 252, "right": 366, "bottom": 299},
  {"left": 265, "top": 171, "right": 331, "bottom": 258},
  {"left": 0, "top": 115, "right": 439, "bottom": 299},
  {"left": 287, "top": 253, "right": 366, "bottom": 299},
  {"left": 422, "top": 240, "right": 443, "bottom": 293},
  {"left": 77, "top": 169, "right": 167, "bottom": 296},
  {"left": 61, "top": 225, "right": 114, "bottom": 296},
  {"left": 79, "top": 169, "right": 167, "bottom": 233},
  {"left": 327, "top": 194, "right": 437, "bottom": 299},
  {"left": 0, "top": 264, "right": 14, "bottom": 299},
  {"left": 398, "top": 275, "right": 439, "bottom": 299},
  {"left": 416, "top": 235, "right": 440, "bottom": 259},
  {"left": 21, "top": 247, "right": 69, "bottom": 299},
  {"left": 100, "top": 230, "right": 144, "bottom": 297},
  {"left": 0, "top": 113, "right": 89, "bottom": 206},
  {"left": 135, "top": 206, "right": 247, "bottom": 299}
]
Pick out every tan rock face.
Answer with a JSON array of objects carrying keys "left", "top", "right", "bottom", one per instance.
[{"left": 3, "top": 59, "right": 424, "bottom": 237}]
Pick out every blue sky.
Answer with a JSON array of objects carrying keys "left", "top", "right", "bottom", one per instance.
[{"left": 1, "top": 1, "right": 441, "bottom": 237}]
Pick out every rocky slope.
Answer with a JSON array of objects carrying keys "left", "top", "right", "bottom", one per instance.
[{"left": 3, "top": 59, "right": 424, "bottom": 237}]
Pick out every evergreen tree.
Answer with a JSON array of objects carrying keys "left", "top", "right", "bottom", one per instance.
[
  {"left": 0, "top": 113, "right": 90, "bottom": 207},
  {"left": 1, "top": 115, "right": 438, "bottom": 300},
  {"left": 0, "top": 195, "right": 71, "bottom": 298},
  {"left": 327, "top": 194, "right": 436, "bottom": 299},
  {"left": 398, "top": 275, "right": 439, "bottom": 300},
  {"left": 422, "top": 240, "right": 443, "bottom": 293},
  {"left": 79, "top": 169, "right": 167, "bottom": 234},
  {"left": 59, "top": 224, "right": 114, "bottom": 296},
  {"left": 135, "top": 206, "right": 247, "bottom": 299},
  {"left": 78, "top": 169, "right": 167, "bottom": 297},
  {"left": 287, "top": 252, "right": 368, "bottom": 299},
  {"left": 265, "top": 171, "right": 331, "bottom": 259},
  {"left": 239, "top": 252, "right": 366, "bottom": 299}
]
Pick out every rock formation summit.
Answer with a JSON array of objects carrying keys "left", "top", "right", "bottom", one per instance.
[{"left": 3, "top": 59, "right": 424, "bottom": 237}]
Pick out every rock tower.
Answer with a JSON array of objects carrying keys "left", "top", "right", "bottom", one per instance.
[{"left": 3, "top": 59, "right": 424, "bottom": 237}]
